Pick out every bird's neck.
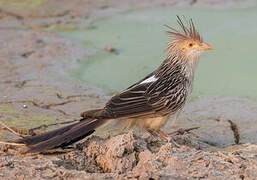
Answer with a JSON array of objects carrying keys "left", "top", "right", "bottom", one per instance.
[
  {"left": 157, "top": 53, "right": 199, "bottom": 92},
  {"left": 160, "top": 52, "right": 198, "bottom": 76}
]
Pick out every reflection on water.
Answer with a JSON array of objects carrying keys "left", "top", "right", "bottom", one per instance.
[{"left": 57, "top": 6, "right": 257, "bottom": 100}]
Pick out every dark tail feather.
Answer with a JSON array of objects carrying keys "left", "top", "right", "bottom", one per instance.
[
  {"left": 18, "top": 123, "right": 78, "bottom": 146},
  {"left": 18, "top": 118, "right": 107, "bottom": 153}
]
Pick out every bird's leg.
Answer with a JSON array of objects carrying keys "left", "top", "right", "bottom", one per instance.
[
  {"left": 147, "top": 129, "right": 159, "bottom": 138},
  {"left": 147, "top": 129, "right": 180, "bottom": 147},
  {"left": 156, "top": 129, "right": 180, "bottom": 148}
]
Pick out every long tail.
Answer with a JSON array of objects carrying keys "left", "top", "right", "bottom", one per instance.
[{"left": 17, "top": 109, "right": 108, "bottom": 153}]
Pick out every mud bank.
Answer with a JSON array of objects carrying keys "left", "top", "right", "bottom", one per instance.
[{"left": 1, "top": 131, "right": 257, "bottom": 179}]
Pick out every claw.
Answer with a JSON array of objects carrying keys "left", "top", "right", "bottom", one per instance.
[
  {"left": 168, "top": 136, "right": 180, "bottom": 148},
  {"left": 147, "top": 129, "right": 180, "bottom": 147}
]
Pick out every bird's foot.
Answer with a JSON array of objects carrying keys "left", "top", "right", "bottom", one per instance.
[
  {"left": 147, "top": 129, "right": 181, "bottom": 147},
  {"left": 167, "top": 136, "right": 180, "bottom": 148},
  {"left": 152, "top": 129, "right": 180, "bottom": 148}
]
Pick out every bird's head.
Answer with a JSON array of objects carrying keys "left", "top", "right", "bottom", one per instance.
[{"left": 165, "top": 16, "right": 212, "bottom": 65}]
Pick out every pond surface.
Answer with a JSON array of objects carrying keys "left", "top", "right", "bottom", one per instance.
[{"left": 56, "top": 6, "right": 257, "bottom": 100}]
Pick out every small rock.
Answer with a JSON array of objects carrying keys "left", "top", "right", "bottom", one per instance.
[{"left": 104, "top": 46, "right": 118, "bottom": 54}]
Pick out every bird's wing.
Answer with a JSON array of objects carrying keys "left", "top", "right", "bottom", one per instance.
[
  {"left": 146, "top": 72, "right": 188, "bottom": 116},
  {"left": 105, "top": 80, "right": 155, "bottom": 118},
  {"left": 105, "top": 71, "right": 188, "bottom": 118}
]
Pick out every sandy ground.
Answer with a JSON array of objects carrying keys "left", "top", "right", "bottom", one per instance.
[{"left": 0, "top": 0, "right": 257, "bottom": 179}]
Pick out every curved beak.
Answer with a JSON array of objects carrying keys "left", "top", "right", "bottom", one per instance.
[{"left": 201, "top": 42, "right": 213, "bottom": 50}]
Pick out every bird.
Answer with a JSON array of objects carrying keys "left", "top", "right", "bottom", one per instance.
[{"left": 8, "top": 16, "right": 213, "bottom": 153}]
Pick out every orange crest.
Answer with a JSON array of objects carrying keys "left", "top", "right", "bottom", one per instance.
[{"left": 165, "top": 16, "right": 202, "bottom": 43}]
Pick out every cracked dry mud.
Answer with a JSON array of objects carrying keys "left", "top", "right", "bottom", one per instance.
[
  {"left": 0, "top": 0, "right": 257, "bottom": 179},
  {"left": 1, "top": 132, "right": 257, "bottom": 179}
]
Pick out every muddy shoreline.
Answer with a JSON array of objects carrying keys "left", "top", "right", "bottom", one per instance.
[{"left": 0, "top": 0, "right": 257, "bottom": 179}]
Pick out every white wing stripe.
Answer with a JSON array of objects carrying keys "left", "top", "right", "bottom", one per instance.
[{"left": 139, "top": 76, "right": 158, "bottom": 84}]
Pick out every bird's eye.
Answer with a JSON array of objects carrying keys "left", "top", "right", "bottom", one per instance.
[{"left": 188, "top": 43, "right": 194, "bottom": 47}]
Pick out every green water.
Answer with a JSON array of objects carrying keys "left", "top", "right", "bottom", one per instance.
[{"left": 57, "top": 6, "right": 257, "bottom": 100}]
